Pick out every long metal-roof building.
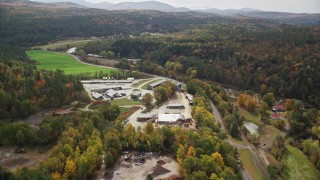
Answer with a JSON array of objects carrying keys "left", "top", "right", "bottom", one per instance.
[{"left": 147, "top": 79, "right": 167, "bottom": 90}]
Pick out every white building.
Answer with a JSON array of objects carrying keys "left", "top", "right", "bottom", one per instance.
[
  {"left": 243, "top": 122, "right": 259, "bottom": 135},
  {"left": 66, "top": 47, "right": 76, "bottom": 54},
  {"left": 92, "top": 93, "right": 103, "bottom": 100},
  {"left": 186, "top": 94, "right": 193, "bottom": 105},
  {"left": 157, "top": 114, "right": 185, "bottom": 124},
  {"left": 105, "top": 89, "right": 118, "bottom": 98}
]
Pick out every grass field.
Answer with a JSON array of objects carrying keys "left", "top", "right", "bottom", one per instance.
[
  {"left": 27, "top": 50, "right": 115, "bottom": 75},
  {"left": 110, "top": 98, "right": 142, "bottom": 106},
  {"left": 283, "top": 145, "right": 320, "bottom": 180},
  {"left": 260, "top": 125, "right": 286, "bottom": 148},
  {"left": 238, "top": 107, "right": 262, "bottom": 125},
  {"left": 141, "top": 79, "right": 160, "bottom": 89},
  {"left": 239, "top": 149, "right": 264, "bottom": 180}
]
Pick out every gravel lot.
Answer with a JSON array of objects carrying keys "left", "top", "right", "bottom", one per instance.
[{"left": 104, "top": 154, "right": 179, "bottom": 180}]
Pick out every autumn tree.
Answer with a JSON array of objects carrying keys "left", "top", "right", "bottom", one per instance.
[
  {"left": 143, "top": 93, "right": 153, "bottom": 110},
  {"left": 271, "top": 135, "right": 285, "bottom": 160},
  {"left": 63, "top": 157, "right": 76, "bottom": 179},
  {"left": 263, "top": 92, "right": 276, "bottom": 108}
]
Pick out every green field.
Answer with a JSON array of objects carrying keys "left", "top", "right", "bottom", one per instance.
[
  {"left": 239, "top": 149, "right": 264, "bottom": 180},
  {"left": 27, "top": 50, "right": 115, "bottom": 75},
  {"left": 283, "top": 145, "right": 320, "bottom": 180},
  {"left": 238, "top": 107, "right": 262, "bottom": 125}
]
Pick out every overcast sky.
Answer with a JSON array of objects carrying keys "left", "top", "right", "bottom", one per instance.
[{"left": 87, "top": 0, "right": 320, "bottom": 13}]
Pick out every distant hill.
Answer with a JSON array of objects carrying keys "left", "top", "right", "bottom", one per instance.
[
  {"left": 1, "top": 0, "right": 87, "bottom": 8},
  {"left": 28, "top": 0, "right": 94, "bottom": 7},
  {"left": 4, "top": 0, "right": 320, "bottom": 25},
  {"left": 29, "top": 0, "right": 189, "bottom": 12},
  {"left": 200, "top": 8, "right": 320, "bottom": 25},
  {"left": 106, "top": 1, "right": 189, "bottom": 12}
]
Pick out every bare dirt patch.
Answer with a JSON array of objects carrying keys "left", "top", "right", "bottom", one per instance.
[
  {"left": 0, "top": 146, "right": 52, "bottom": 170},
  {"left": 104, "top": 153, "right": 179, "bottom": 180},
  {"left": 85, "top": 57, "right": 118, "bottom": 67}
]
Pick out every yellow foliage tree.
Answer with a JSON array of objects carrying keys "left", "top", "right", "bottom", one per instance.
[
  {"left": 52, "top": 172, "right": 61, "bottom": 180},
  {"left": 64, "top": 157, "right": 76, "bottom": 178},
  {"left": 187, "top": 146, "right": 196, "bottom": 157},
  {"left": 212, "top": 152, "right": 224, "bottom": 167}
]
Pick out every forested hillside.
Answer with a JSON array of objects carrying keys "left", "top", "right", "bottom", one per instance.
[
  {"left": 81, "top": 24, "right": 320, "bottom": 107},
  {"left": 0, "top": 5, "right": 243, "bottom": 46},
  {"left": 0, "top": 45, "right": 87, "bottom": 119}
]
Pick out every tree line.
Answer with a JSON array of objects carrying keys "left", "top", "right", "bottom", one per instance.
[
  {"left": 0, "top": 45, "right": 88, "bottom": 120},
  {"left": 0, "top": 5, "right": 237, "bottom": 47},
  {"left": 81, "top": 24, "right": 320, "bottom": 108}
]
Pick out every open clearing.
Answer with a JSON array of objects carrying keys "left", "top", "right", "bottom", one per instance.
[
  {"left": 0, "top": 146, "right": 52, "bottom": 171},
  {"left": 238, "top": 107, "right": 262, "bottom": 125},
  {"left": 283, "top": 145, "right": 320, "bottom": 180},
  {"left": 260, "top": 125, "right": 286, "bottom": 149},
  {"left": 106, "top": 154, "right": 179, "bottom": 180},
  {"left": 35, "top": 38, "right": 92, "bottom": 50},
  {"left": 239, "top": 149, "right": 264, "bottom": 180},
  {"left": 27, "top": 50, "right": 114, "bottom": 75},
  {"left": 110, "top": 98, "right": 143, "bottom": 106}
]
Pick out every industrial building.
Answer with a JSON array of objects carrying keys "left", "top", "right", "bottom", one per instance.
[
  {"left": 147, "top": 79, "right": 167, "bottom": 90},
  {"left": 156, "top": 114, "right": 185, "bottom": 124},
  {"left": 92, "top": 93, "right": 103, "bottom": 100},
  {"left": 131, "top": 91, "right": 142, "bottom": 100},
  {"left": 137, "top": 114, "right": 156, "bottom": 122},
  {"left": 81, "top": 79, "right": 134, "bottom": 84},
  {"left": 243, "top": 122, "right": 259, "bottom": 136}
]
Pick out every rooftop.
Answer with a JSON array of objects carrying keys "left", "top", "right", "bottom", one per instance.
[
  {"left": 167, "top": 103, "right": 184, "bottom": 107},
  {"left": 92, "top": 93, "right": 103, "bottom": 99},
  {"left": 157, "top": 114, "right": 184, "bottom": 123},
  {"left": 137, "top": 114, "right": 156, "bottom": 118},
  {"left": 132, "top": 91, "right": 142, "bottom": 96},
  {"left": 271, "top": 114, "right": 281, "bottom": 119},
  {"left": 273, "top": 104, "right": 285, "bottom": 110},
  {"left": 81, "top": 79, "right": 133, "bottom": 84},
  {"left": 243, "top": 122, "right": 259, "bottom": 135},
  {"left": 186, "top": 94, "right": 193, "bottom": 101},
  {"left": 149, "top": 79, "right": 167, "bottom": 87}
]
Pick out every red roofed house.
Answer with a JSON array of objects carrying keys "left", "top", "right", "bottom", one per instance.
[
  {"left": 271, "top": 113, "right": 281, "bottom": 120},
  {"left": 272, "top": 104, "right": 285, "bottom": 112}
]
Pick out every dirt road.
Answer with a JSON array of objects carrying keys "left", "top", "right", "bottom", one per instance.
[{"left": 210, "top": 101, "right": 270, "bottom": 180}]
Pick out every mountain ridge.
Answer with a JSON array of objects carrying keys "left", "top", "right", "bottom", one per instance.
[{"left": 4, "top": 0, "right": 320, "bottom": 25}]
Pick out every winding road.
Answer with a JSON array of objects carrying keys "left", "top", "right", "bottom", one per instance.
[
  {"left": 210, "top": 101, "right": 269, "bottom": 180},
  {"left": 70, "top": 52, "right": 266, "bottom": 180}
]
